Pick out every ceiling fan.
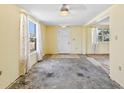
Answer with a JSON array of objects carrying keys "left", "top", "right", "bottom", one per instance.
[
  {"left": 60, "top": 4, "right": 69, "bottom": 16},
  {"left": 60, "top": 4, "right": 86, "bottom": 16}
]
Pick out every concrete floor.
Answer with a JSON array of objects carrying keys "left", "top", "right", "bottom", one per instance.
[
  {"left": 86, "top": 54, "right": 109, "bottom": 73},
  {"left": 9, "top": 55, "right": 122, "bottom": 89}
]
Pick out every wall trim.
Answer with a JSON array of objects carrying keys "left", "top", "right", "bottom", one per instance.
[{"left": 6, "top": 75, "right": 24, "bottom": 89}]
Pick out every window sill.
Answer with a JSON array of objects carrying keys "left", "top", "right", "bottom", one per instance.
[{"left": 98, "top": 42, "right": 109, "bottom": 44}]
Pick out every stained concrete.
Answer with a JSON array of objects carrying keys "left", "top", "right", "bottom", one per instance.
[{"left": 9, "top": 55, "right": 122, "bottom": 89}]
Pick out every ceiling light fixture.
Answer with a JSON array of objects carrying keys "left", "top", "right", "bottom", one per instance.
[
  {"left": 60, "top": 4, "right": 69, "bottom": 16},
  {"left": 61, "top": 25, "right": 67, "bottom": 28}
]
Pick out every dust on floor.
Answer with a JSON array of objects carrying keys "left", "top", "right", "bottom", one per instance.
[
  {"left": 86, "top": 54, "right": 109, "bottom": 73},
  {"left": 9, "top": 55, "right": 122, "bottom": 89}
]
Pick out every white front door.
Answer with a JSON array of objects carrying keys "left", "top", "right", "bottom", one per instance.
[{"left": 57, "top": 29, "right": 71, "bottom": 53}]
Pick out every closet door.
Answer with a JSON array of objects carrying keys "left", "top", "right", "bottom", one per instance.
[{"left": 57, "top": 29, "right": 71, "bottom": 53}]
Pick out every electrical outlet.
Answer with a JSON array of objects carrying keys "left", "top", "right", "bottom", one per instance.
[
  {"left": 119, "top": 66, "right": 122, "bottom": 71},
  {"left": 0, "top": 71, "right": 2, "bottom": 76}
]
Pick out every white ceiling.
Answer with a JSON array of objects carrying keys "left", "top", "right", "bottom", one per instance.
[
  {"left": 18, "top": 4, "right": 112, "bottom": 26},
  {"left": 97, "top": 17, "right": 110, "bottom": 25}
]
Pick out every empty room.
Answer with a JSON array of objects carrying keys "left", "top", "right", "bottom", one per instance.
[{"left": 0, "top": 4, "right": 124, "bottom": 89}]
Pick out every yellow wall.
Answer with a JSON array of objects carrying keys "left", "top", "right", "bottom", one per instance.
[
  {"left": 86, "top": 26, "right": 93, "bottom": 54},
  {"left": 0, "top": 5, "right": 20, "bottom": 88},
  {"left": 46, "top": 26, "right": 86, "bottom": 54},
  {"left": 46, "top": 25, "right": 109, "bottom": 54},
  {"left": 91, "top": 4, "right": 124, "bottom": 87},
  {"left": 82, "top": 27, "right": 87, "bottom": 54},
  {"left": 96, "top": 42, "right": 109, "bottom": 54},
  {"left": 0, "top": 5, "right": 47, "bottom": 88},
  {"left": 109, "top": 5, "right": 124, "bottom": 87},
  {"left": 46, "top": 26, "right": 58, "bottom": 54},
  {"left": 41, "top": 23, "right": 47, "bottom": 55}
]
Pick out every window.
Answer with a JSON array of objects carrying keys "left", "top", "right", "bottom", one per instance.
[
  {"left": 97, "top": 28, "right": 110, "bottom": 42},
  {"left": 28, "top": 20, "right": 37, "bottom": 52}
]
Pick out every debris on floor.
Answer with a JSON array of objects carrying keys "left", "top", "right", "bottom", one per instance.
[{"left": 9, "top": 55, "right": 122, "bottom": 89}]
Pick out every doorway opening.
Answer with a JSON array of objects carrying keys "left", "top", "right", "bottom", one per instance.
[{"left": 87, "top": 17, "right": 110, "bottom": 74}]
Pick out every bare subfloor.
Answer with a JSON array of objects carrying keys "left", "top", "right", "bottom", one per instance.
[{"left": 9, "top": 55, "right": 122, "bottom": 89}]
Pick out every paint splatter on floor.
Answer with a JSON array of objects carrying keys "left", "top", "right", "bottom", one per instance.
[{"left": 9, "top": 55, "right": 122, "bottom": 89}]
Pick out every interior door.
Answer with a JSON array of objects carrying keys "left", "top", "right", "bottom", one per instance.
[{"left": 57, "top": 29, "right": 71, "bottom": 53}]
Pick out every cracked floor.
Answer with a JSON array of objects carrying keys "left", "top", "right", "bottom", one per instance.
[{"left": 9, "top": 55, "right": 122, "bottom": 89}]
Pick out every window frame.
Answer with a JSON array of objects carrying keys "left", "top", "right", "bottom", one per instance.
[{"left": 97, "top": 28, "right": 110, "bottom": 43}]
